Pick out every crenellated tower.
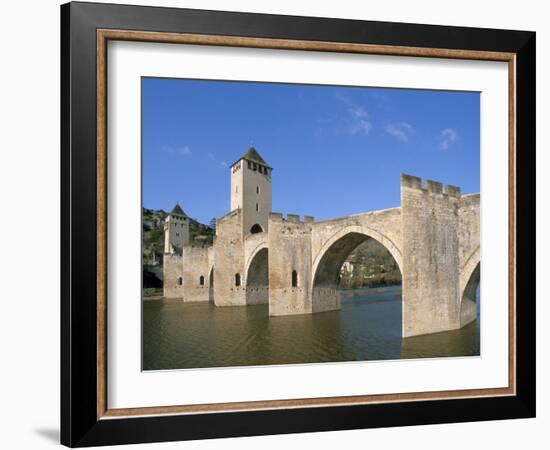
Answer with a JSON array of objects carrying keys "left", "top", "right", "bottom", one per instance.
[{"left": 229, "top": 146, "right": 272, "bottom": 236}]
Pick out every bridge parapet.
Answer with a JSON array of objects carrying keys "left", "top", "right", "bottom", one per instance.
[
  {"left": 269, "top": 212, "right": 315, "bottom": 223},
  {"left": 401, "top": 173, "right": 461, "bottom": 198}
]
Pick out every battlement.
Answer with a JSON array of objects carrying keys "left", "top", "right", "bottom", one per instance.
[
  {"left": 269, "top": 212, "right": 315, "bottom": 223},
  {"left": 401, "top": 173, "right": 461, "bottom": 198}
]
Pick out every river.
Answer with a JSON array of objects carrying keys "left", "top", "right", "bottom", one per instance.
[{"left": 142, "top": 285, "right": 480, "bottom": 371}]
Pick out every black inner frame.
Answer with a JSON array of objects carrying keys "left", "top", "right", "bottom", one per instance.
[{"left": 61, "top": 2, "right": 535, "bottom": 447}]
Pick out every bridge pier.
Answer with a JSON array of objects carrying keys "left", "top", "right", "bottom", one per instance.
[
  {"left": 268, "top": 213, "right": 314, "bottom": 316},
  {"left": 401, "top": 174, "right": 464, "bottom": 337},
  {"left": 312, "top": 288, "right": 341, "bottom": 313}
]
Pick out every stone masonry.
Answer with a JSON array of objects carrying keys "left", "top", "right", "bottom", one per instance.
[{"left": 162, "top": 147, "right": 480, "bottom": 337}]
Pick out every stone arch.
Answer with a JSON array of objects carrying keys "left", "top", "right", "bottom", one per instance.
[
  {"left": 244, "top": 242, "right": 269, "bottom": 279},
  {"left": 459, "top": 247, "right": 480, "bottom": 327},
  {"left": 250, "top": 223, "right": 263, "bottom": 234},
  {"left": 311, "top": 225, "right": 403, "bottom": 291},
  {"left": 311, "top": 226, "right": 403, "bottom": 314},
  {"left": 460, "top": 246, "right": 480, "bottom": 301},
  {"left": 245, "top": 247, "right": 269, "bottom": 305}
]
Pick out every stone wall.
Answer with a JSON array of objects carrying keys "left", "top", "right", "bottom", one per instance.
[
  {"left": 268, "top": 213, "right": 313, "bottom": 316},
  {"left": 163, "top": 253, "right": 184, "bottom": 298},
  {"left": 213, "top": 209, "right": 246, "bottom": 306},
  {"left": 401, "top": 174, "right": 462, "bottom": 337},
  {"left": 180, "top": 245, "right": 213, "bottom": 302}
]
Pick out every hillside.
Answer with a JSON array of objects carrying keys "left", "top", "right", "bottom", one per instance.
[
  {"left": 339, "top": 238, "right": 402, "bottom": 288},
  {"left": 142, "top": 207, "right": 215, "bottom": 267}
]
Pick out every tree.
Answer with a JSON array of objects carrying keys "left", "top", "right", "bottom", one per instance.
[{"left": 209, "top": 218, "right": 216, "bottom": 231}]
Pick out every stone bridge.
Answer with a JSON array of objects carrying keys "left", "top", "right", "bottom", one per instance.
[{"left": 164, "top": 174, "right": 480, "bottom": 337}]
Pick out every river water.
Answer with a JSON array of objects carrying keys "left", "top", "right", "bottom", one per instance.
[{"left": 142, "top": 285, "right": 480, "bottom": 371}]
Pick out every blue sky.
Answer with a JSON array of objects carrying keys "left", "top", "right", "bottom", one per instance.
[{"left": 142, "top": 78, "right": 479, "bottom": 225}]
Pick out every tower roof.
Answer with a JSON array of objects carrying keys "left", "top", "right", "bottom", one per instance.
[
  {"left": 170, "top": 203, "right": 187, "bottom": 217},
  {"left": 231, "top": 146, "right": 272, "bottom": 169}
]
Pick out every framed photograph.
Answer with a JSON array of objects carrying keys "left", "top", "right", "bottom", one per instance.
[{"left": 61, "top": 1, "right": 535, "bottom": 447}]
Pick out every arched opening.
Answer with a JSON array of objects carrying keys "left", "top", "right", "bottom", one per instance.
[
  {"left": 312, "top": 232, "right": 402, "bottom": 318},
  {"left": 208, "top": 267, "right": 214, "bottom": 303},
  {"left": 250, "top": 224, "right": 263, "bottom": 234},
  {"left": 460, "top": 262, "right": 480, "bottom": 327},
  {"left": 246, "top": 248, "right": 268, "bottom": 305},
  {"left": 235, "top": 273, "right": 241, "bottom": 287},
  {"left": 177, "top": 277, "right": 183, "bottom": 286},
  {"left": 291, "top": 270, "right": 298, "bottom": 287},
  {"left": 199, "top": 275, "right": 205, "bottom": 286}
]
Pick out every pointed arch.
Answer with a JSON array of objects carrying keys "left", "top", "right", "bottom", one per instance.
[
  {"left": 459, "top": 246, "right": 480, "bottom": 327},
  {"left": 245, "top": 247, "right": 269, "bottom": 305},
  {"left": 311, "top": 225, "right": 403, "bottom": 291}
]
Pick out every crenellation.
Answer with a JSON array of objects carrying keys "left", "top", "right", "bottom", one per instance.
[
  {"left": 444, "top": 184, "right": 461, "bottom": 197},
  {"left": 286, "top": 214, "right": 300, "bottom": 222},
  {"left": 425, "top": 179, "right": 443, "bottom": 194},
  {"left": 303, "top": 215, "right": 314, "bottom": 223},
  {"left": 400, "top": 173, "right": 422, "bottom": 190}
]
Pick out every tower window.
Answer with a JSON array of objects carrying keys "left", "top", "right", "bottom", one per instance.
[
  {"left": 256, "top": 186, "right": 260, "bottom": 194},
  {"left": 176, "top": 232, "right": 180, "bottom": 237},
  {"left": 235, "top": 185, "right": 238, "bottom": 193},
  {"left": 292, "top": 270, "right": 298, "bottom": 288},
  {"left": 235, "top": 273, "right": 241, "bottom": 287},
  {"left": 199, "top": 275, "right": 205, "bottom": 286},
  {"left": 250, "top": 224, "right": 263, "bottom": 234},
  {"left": 177, "top": 277, "right": 183, "bottom": 286},
  {"left": 256, "top": 203, "right": 259, "bottom": 212},
  {"left": 248, "top": 161, "right": 252, "bottom": 169}
]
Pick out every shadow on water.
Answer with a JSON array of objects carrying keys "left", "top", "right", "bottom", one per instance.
[
  {"left": 143, "top": 285, "right": 479, "bottom": 370},
  {"left": 401, "top": 321, "right": 479, "bottom": 359}
]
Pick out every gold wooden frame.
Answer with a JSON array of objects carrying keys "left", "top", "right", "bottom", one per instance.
[{"left": 96, "top": 29, "right": 516, "bottom": 420}]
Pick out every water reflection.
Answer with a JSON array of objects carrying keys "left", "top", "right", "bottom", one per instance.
[{"left": 143, "top": 285, "right": 479, "bottom": 370}]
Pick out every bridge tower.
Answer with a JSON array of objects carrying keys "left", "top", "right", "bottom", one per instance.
[
  {"left": 163, "top": 203, "right": 189, "bottom": 254},
  {"left": 229, "top": 146, "right": 272, "bottom": 237}
]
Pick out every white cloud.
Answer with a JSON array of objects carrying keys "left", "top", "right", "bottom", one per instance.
[
  {"left": 163, "top": 145, "right": 192, "bottom": 156},
  {"left": 175, "top": 146, "right": 192, "bottom": 156},
  {"left": 336, "top": 93, "right": 373, "bottom": 136},
  {"left": 349, "top": 106, "right": 372, "bottom": 135},
  {"left": 384, "top": 122, "right": 415, "bottom": 142},
  {"left": 439, "top": 128, "right": 458, "bottom": 150}
]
